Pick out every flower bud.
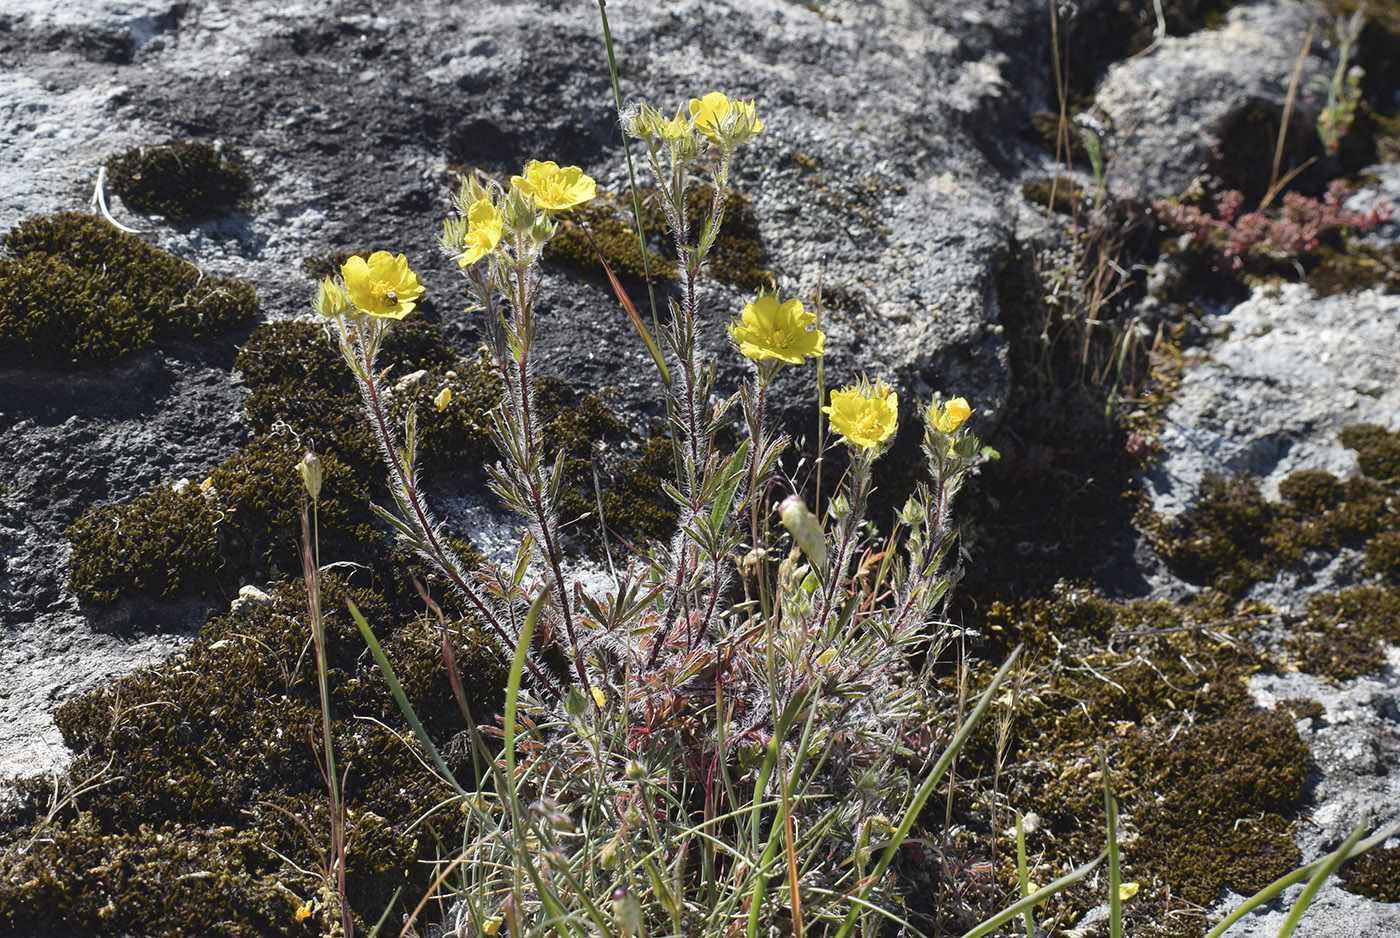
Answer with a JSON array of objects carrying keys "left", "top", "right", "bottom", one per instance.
[
  {"left": 299, "top": 450, "right": 323, "bottom": 502},
  {"left": 779, "top": 494, "right": 827, "bottom": 574},
  {"left": 625, "top": 759, "right": 647, "bottom": 781},
  {"left": 313, "top": 277, "right": 353, "bottom": 319}
]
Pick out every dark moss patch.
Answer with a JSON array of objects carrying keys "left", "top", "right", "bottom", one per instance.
[
  {"left": 1154, "top": 461, "right": 1396, "bottom": 596},
  {"left": 105, "top": 140, "right": 252, "bottom": 220},
  {"left": 67, "top": 482, "right": 222, "bottom": 604},
  {"left": 1341, "top": 845, "right": 1400, "bottom": 902},
  {"left": 0, "top": 576, "right": 506, "bottom": 937},
  {"left": 688, "top": 185, "right": 773, "bottom": 292},
  {"left": 1308, "top": 242, "right": 1400, "bottom": 295},
  {"left": 547, "top": 192, "right": 676, "bottom": 284},
  {"left": 533, "top": 378, "right": 678, "bottom": 546},
  {"left": 1278, "top": 696, "right": 1326, "bottom": 722},
  {"left": 0, "top": 213, "right": 257, "bottom": 365},
  {"left": 208, "top": 428, "right": 380, "bottom": 578},
  {"left": 66, "top": 317, "right": 484, "bottom": 606},
  {"left": 1021, "top": 177, "right": 1083, "bottom": 215},
  {"left": 1289, "top": 615, "right": 1387, "bottom": 680},
  {"left": 1155, "top": 472, "right": 1281, "bottom": 593},
  {"left": 545, "top": 185, "right": 772, "bottom": 292},
  {"left": 1338, "top": 423, "right": 1400, "bottom": 480},
  {"left": 972, "top": 590, "right": 1304, "bottom": 938},
  {"left": 1278, "top": 468, "right": 1344, "bottom": 514}
]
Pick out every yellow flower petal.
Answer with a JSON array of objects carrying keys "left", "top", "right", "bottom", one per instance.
[
  {"left": 510, "top": 159, "right": 597, "bottom": 212},
  {"left": 459, "top": 198, "right": 503, "bottom": 266},
  {"left": 591, "top": 687, "right": 607, "bottom": 708},
  {"left": 727, "top": 293, "right": 825, "bottom": 364},
  {"left": 1118, "top": 882, "right": 1140, "bottom": 902},
  {"left": 931, "top": 397, "right": 972, "bottom": 434},
  {"left": 824, "top": 378, "right": 899, "bottom": 451},
  {"left": 341, "top": 251, "right": 425, "bottom": 320},
  {"left": 434, "top": 386, "right": 452, "bottom": 412},
  {"left": 689, "top": 91, "right": 763, "bottom": 144}
]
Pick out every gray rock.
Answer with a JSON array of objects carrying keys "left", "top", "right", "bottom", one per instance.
[
  {"left": 1147, "top": 280, "right": 1400, "bottom": 519},
  {"left": 0, "top": 0, "right": 1054, "bottom": 779},
  {"left": 1094, "top": 0, "right": 1327, "bottom": 204}
]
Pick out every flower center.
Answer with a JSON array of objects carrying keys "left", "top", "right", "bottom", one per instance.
[
  {"left": 855, "top": 409, "right": 881, "bottom": 436},
  {"left": 369, "top": 280, "right": 398, "bottom": 304}
]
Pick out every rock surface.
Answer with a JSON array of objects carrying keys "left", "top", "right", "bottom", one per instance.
[{"left": 0, "top": 0, "right": 1053, "bottom": 779}]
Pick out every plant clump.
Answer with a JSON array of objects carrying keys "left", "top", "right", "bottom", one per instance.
[
  {"left": 1154, "top": 181, "right": 1392, "bottom": 276},
  {"left": 66, "top": 481, "right": 222, "bottom": 604},
  {"left": 0, "top": 212, "right": 257, "bottom": 365},
  {"left": 105, "top": 140, "right": 252, "bottom": 220},
  {"left": 0, "top": 576, "right": 506, "bottom": 937}
]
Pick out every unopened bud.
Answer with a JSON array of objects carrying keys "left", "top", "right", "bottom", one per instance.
[
  {"left": 299, "top": 450, "right": 323, "bottom": 502},
  {"left": 779, "top": 494, "right": 827, "bottom": 574}
]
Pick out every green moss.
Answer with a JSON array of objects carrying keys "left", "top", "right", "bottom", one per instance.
[
  {"left": 687, "top": 185, "right": 773, "bottom": 292},
  {"left": 532, "top": 379, "right": 678, "bottom": 546},
  {"left": 1277, "top": 468, "right": 1343, "bottom": 514},
  {"left": 0, "top": 213, "right": 257, "bottom": 365},
  {"left": 547, "top": 193, "right": 676, "bottom": 283},
  {"left": 1341, "top": 845, "right": 1400, "bottom": 902},
  {"left": 1278, "top": 696, "right": 1326, "bottom": 722},
  {"left": 105, "top": 140, "right": 252, "bottom": 220},
  {"left": 1, "top": 815, "right": 305, "bottom": 937},
  {"left": 1021, "top": 178, "right": 1082, "bottom": 215},
  {"left": 1155, "top": 472, "right": 1280, "bottom": 593},
  {"left": 208, "top": 429, "right": 379, "bottom": 578},
  {"left": 408, "top": 354, "right": 505, "bottom": 468},
  {"left": 1288, "top": 616, "right": 1387, "bottom": 680},
  {"left": 67, "top": 482, "right": 221, "bottom": 604},
  {"left": 1308, "top": 242, "right": 1400, "bottom": 295},
  {"left": 1339, "top": 423, "right": 1400, "bottom": 480},
  {"left": 1, "top": 576, "right": 506, "bottom": 936},
  {"left": 1364, "top": 530, "right": 1400, "bottom": 582},
  {"left": 974, "top": 590, "right": 1303, "bottom": 938},
  {"left": 235, "top": 318, "right": 468, "bottom": 477},
  {"left": 545, "top": 185, "right": 772, "bottom": 292},
  {"left": 1154, "top": 461, "right": 1396, "bottom": 596}
]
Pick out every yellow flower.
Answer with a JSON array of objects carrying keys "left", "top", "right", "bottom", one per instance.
[
  {"left": 434, "top": 386, "right": 452, "bottom": 412},
  {"left": 825, "top": 378, "right": 899, "bottom": 451},
  {"left": 930, "top": 397, "right": 972, "bottom": 434},
  {"left": 591, "top": 686, "right": 607, "bottom": 708},
  {"left": 656, "top": 105, "right": 693, "bottom": 141},
  {"left": 294, "top": 900, "right": 314, "bottom": 923},
  {"left": 689, "top": 91, "right": 764, "bottom": 143},
  {"left": 728, "top": 293, "right": 825, "bottom": 364},
  {"left": 341, "top": 252, "right": 425, "bottom": 320},
  {"left": 483, "top": 915, "right": 504, "bottom": 936},
  {"left": 1118, "top": 882, "right": 1140, "bottom": 902},
  {"left": 510, "top": 160, "right": 597, "bottom": 211},
  {"left": 459, "top": 198, "right": 503, "bottom": 266}
]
